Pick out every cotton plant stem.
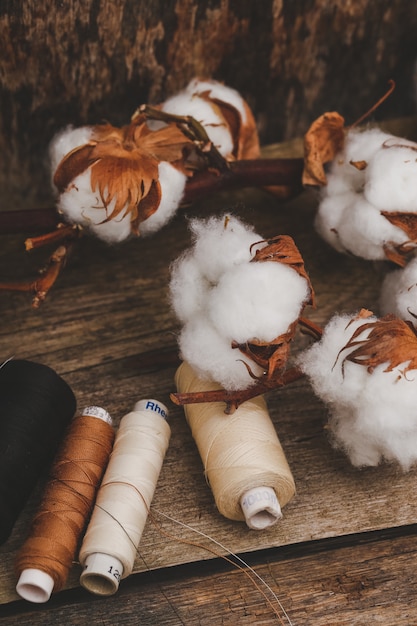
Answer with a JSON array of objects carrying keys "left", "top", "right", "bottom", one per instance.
[
  {"left": 0, "top": 157, "right": 304, "bottom": 236},
  {"left": 170, "top": 365, "right": 305, "bottom": 414}
]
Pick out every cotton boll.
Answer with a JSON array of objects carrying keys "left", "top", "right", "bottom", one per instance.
[
  {"left": 170, "top": 254, "right": 209, "bottom": 323},
  {"left": 160, "top": 87, "right": 234, "bottom": 157},
  {"left": 178, "top": 315, "right": 263, "bottom": 390},
  {"left": 336, "top": 197, "right": 407, "bottom": 260},
  {"left": 314, "top": 192, "right": 355, "bottom": 253},
  {"left": 380, "top": 256, "right": 417, "bottom": 321},
  {"left": 57, "top": 170, "right": 133, "bottom": 243},
  {"left": 188, "top": 215, "right": 262, "bottom": 284},
  {"left": 49, "top": 126, "right": 94, "bottom": 183},
  {"left": 299, "top": 312, "right": 417, "bottom": 469},
  {"left": 139, "top": 162, "right": 187, "bottom": 236},
  {"left": 299, "top": 313, "right": 376, "bottom": 408},
  {"left": 185, "top": 78, "right": 249, "bottom": 125},
  {"left": 325, "top": 128, "right": 393, "bottom": 196},
  {"left": 364, "top": 140, "right": 417, "bottom": 212},
  {"left": 208, "top": 262, "right": 310, "bottom": 343}
]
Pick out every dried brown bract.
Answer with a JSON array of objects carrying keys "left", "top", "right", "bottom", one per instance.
[
  {"left": 302, "top": 112, "right": 346, "bottom": 187},
  {"left": 336, "top": 310, "right": 417, "bottom": 376}
]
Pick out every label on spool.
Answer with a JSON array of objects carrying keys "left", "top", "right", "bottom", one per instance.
[
  {"left": 134, "top": 399, "right": 169, "bottom": 421},
  {"left": 80, "top": 553, "right": 124, "bottom": 596}
]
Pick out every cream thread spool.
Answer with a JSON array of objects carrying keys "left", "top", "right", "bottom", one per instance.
[
  {"left": 15, "top": 406, "right": 113, "bottom": 603},
  {"left": 175, "top": 361, "right": 296, "bottom": 529},
  {"left": 79, "top": 399, "right": 170, "bottom": 596}
]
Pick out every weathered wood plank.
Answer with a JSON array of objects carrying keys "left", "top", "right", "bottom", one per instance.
[{"left": 1, "top": 530, "right": 417, "bottom": 624}]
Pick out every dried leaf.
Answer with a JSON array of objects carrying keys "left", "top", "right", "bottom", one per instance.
[
  {"left": 380, "top": 211, "right": 417, "bottom": 266},
  {"left": 232, "top": 320, "right": 297, "bottom": 381},
  {"left": 302, "top": 112, "right": 345, "bottom": 186},
  {"left": 250, "top": 234, "right": 315, "bottom": 306},
  {"left": 337, "top": 313, "right": 417, "bottom": 375},
  {"left": 381, "top": 211, "right": 417, "bottom": 240}
]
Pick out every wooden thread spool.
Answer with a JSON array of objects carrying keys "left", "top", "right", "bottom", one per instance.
[
  {"left": 175, "top": 361, "right": 296, "bottom": 529},
  {"left": 15, "top": 407, "right": 115, "bottom": 603},
  {"left": 79, "top": 399, "right": 170, "bottom": 596}
]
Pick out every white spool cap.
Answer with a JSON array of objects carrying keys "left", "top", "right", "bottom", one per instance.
[
  {"left": 133, "top": 399, "right": 169, "bottom": 420},
  {"left": 240, "top": 486, "right": 282, "bottom": 530},
  {"left": 82, "top": 405, "right": 113, "bottom": 425},
  {"left": 80, "top": 553, "right": 124, "bottom": 596},
  {"left": 16, "top": 568, "right": 55, "bottom": 603}
]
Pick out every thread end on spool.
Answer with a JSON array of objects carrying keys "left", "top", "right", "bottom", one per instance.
[
  {"left": 240, "top": 487, "right": 282, "bottom": 530},
  {"left": 16, "top": 568, "right": 55, "bottom": 603},
  {"left": 134, "top": 399, "right": 169, "bottom": 421},
  {"left": 80, "top": 553, "right": 124, "bottom": 596}
]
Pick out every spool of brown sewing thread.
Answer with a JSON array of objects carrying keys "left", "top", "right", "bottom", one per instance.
[
  {"left": 175, "top": 361, "right": 296, "bottom": 529},
  {"left": 15, "top": 406, "right": 115, "bottom": 603}
]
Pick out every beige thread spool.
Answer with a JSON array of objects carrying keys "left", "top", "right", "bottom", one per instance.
[
  {"left": 175, "top": 361, "right": 296, "bottom": 529},
  {"left": 78, "top": 399, "right": 170, "bottom": 596}
]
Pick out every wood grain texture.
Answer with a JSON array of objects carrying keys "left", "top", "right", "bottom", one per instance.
[
  {"left": 1, "top": 151, "right": 417, "bottom": 620},
  {"left": 1, "top": 0, "right": 417, "bottom": 209},
  {"left": 1, "top": 530, "right": 417, "bottom": 624}
]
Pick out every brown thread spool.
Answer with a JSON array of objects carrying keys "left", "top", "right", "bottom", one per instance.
[
  {"left": 175, "top": 361, "right": 296, "bottom": 529},
  {"left": 15, "top": 406, "right": 115, "bottom": 603}
]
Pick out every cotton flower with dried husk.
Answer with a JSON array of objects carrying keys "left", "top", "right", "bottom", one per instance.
[
  {"left": 304, "top": 114, "right": 417, "bottom": 265},
  {"left": 50, "top": 78, "right": 261, "bottom": 244},
  {"left": 299, "top": 308, "right": 417, "bottom": 469},
  {"left": 170, "top": 215, "right": 315, "bottom": 411},
  {"left": 50, "top": 114, "right": 197, "bottom": 243},
  {"left": 156, "top": 78, "right": 260, "bottom": 161}
]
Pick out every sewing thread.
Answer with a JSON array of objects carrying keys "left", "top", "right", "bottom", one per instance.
[
  {"left": 175, "top": 361, "right": 296, "bottom": 527},
  {"left": 15, "top": 407, "right": 115, "bottom": 603},
  {"left": 79, "top": 399, "right": 170, "bottom": 596}
]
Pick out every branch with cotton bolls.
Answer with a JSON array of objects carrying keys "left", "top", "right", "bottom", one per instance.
[
  {"left": 169, "top": 214, "right": 320, "bottom": 414},
  {"left": 0, "top": 78, "right": 303, "bottom": 307}
]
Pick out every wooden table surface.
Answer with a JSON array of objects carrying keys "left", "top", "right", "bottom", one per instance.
[{"left": 1, "top": 144, "right": 417, "bottom": 625}]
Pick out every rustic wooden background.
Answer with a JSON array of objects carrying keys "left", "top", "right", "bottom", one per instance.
[
  {"left": 1, "top": 0, "right": 417, "bottom": 211},
  {"left": 2, "top": 3, "right": 417, "bottom": 623}
]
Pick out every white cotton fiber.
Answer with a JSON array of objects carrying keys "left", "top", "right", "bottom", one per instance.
[
  {"left": 336, "top": 197, "right": 406, "bottom": 260},
  {"left": 314, "top": 192, "right": 356, "bottom": 253},
  {"left": 187, "top": 214, "right": 262, "bottom": 283},
  {"left": 160, "top": 82, "right": 234, "bottom": 157},
  {"left": 208, "top": 262, "right": 309, "bottom": 343},
  {"left": 179, "top": 315, "right": 264, "bottom": 390},
  {"left": 170, "top": 214, "right": 311, "bottom": 390},
  {"left": 364, "top": 140, "right": 417, "bottom": 212},
  {"left": 299, "top": 312, "right": 417, "bottom": 469},
  {"left": 316, "top": 128, "right": 417, "bottom": 261},
  {"left": 170, "top": 255, "right": 209, "bottom": 323},
  {"left": 325, "top": 128, "right": 392, "bottom": 196},
  {"left": 139, "top": 162, "right": 187, "bottom": 236},
  {"left": 49, "top": 126, "right": 94, "bottom": 178},
  {"left": 380, "top": 256, "right": 417, "bottom": 322},
  {"left": 185, "top": 78, "right": 249, "bottom": 124},
  {"left": 57, "top": 170, "right": 133, "bottom": 243}
]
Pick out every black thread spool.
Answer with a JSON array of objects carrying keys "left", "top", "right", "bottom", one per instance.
[{"left": 0, "top": 359, "right": 76, "bottom": 544}]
